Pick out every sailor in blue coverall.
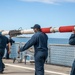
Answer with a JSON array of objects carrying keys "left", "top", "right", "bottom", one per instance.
[
  {"left": 69, "top": 31, "right": 75, "bottom": 75},
  {"left": 6, "top": 36, "right": 15, "bottom": 59},
  {"left": 0, "top": 32, "right": 10, "bottom": 74},
  {"left": 18, "top": 24, "right": 48, "bottom": 75}
]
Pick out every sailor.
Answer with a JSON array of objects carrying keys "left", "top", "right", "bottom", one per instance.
[
  {"left": 6, "top": 36, "right": 15, "bottom": 59},
  {"left": 18, "top": 24, "right": 48, "bottom": 75},
  {"left": 0, "top": 32, "right": 10, "bottom": 74},
  {"left": 69, "top": 30, "right": 75, "bottom": 75}
]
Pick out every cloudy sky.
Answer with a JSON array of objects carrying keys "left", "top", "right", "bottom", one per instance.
[{"left": 0, "top": 0, "right": 75, "bottom": 38}]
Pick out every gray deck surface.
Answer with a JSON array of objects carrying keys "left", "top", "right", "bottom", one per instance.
[{"left": 1, "top": 59, "right": 71, "bottom": 75}]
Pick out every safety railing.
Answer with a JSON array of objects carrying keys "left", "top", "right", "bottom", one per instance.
[
  {"left": 4, "top": 43, "right": 75, "bottom": 67},
  {"left": 47, "top": 44, "right": 75, "bottom": 67}
]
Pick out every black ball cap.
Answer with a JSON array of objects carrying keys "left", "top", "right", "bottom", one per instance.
[{"left": 31, "top": 24, "right": 41, "bottom": 29}]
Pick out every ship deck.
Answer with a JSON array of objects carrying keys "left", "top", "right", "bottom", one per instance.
[{"left": 2, "top": 59, "right": 71, "bottom": 75}]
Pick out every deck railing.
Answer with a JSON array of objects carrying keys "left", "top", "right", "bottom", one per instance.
[{"left": 4, "top": 43, "right": 75, "bottom": 66}]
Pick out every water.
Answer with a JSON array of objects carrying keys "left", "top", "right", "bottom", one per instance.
[
  {"left": 48, "top": 38, "right": 69, "bottom": 44},
  {"left": 13, "top": 37, "right": 69, "bottom": 44}
]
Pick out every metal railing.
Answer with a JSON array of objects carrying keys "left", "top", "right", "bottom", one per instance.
[
  {"left": 47, "top": 44, "right": 75, "bottom": 67},
  {"left": 4, "top": 43, "right": 75, "bottom": 66}
]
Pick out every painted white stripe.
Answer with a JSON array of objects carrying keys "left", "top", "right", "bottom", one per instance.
[
  {"left": 5, "top": 64, "right": 69, "bottom": 75},
  {"left": 74, "top": 26, "right": 75, "bottom": 30},
  {"left": 21, "top": 29, "right": 34, "bottom": 34},
  {"left": 2, "top": 31, "right": 9, "bottom": 35},
  {"left": 50, "top": 27, "right": 59, "bottom": 32},
  {"left": 54, "top": 27, "right": 59, "bottom": 32}
]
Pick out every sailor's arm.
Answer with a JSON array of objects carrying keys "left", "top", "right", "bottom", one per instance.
[
  {"left": 8, "top": 43, "right": 11, "bottom": 54},
  {"left": 19, "top": 34, "right": 37, "bottom": 52},
  {"left": 6, "top": 37, "right": 11, "bottom": 54}
]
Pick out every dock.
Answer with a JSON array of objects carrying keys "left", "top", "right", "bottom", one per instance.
[{"left": 2, "top": 59, "right": 71, "bottom": 75}]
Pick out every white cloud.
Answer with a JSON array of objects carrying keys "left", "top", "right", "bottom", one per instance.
[{"left": 19, "top": 0, "right": 75, "bottom": 4}]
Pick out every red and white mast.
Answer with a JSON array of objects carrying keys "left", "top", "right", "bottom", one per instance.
[{"left": 0, "top": 25, "right": 75, "bottom": 36}]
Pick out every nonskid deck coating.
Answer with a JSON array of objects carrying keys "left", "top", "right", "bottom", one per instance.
[{"left": 2, "top": 59, "right": 71, "bottom": 75}]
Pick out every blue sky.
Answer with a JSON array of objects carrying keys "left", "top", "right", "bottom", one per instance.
[{"left": 0, "top": 0, "right": 75, "bottom": 38}]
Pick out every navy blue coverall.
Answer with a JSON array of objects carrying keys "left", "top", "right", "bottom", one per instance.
[
  {"left": 0, "top": 34, "right": 9, "bottom": 72},
  {"left": 69, "top": 34, "right": 75, "bottom": 75},
  {"left": 20, "top": 31, "right": 48, "bottom": 75}
]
